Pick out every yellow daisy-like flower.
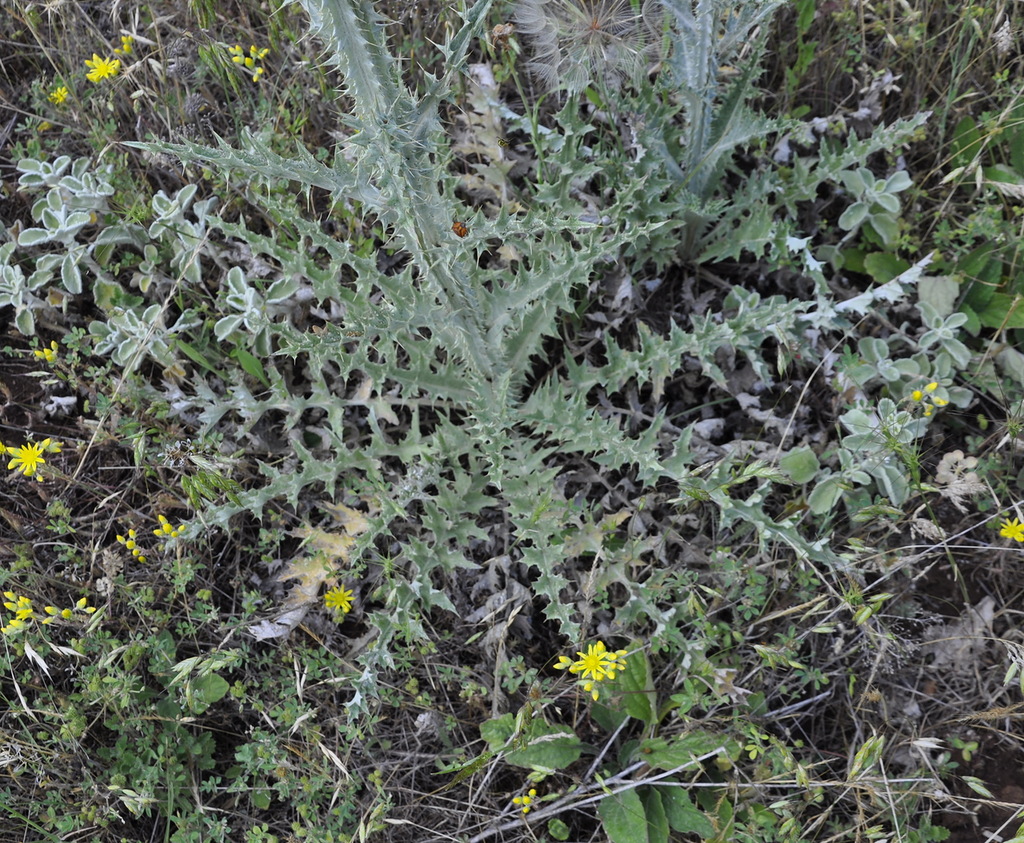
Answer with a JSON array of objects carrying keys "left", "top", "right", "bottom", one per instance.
[
  {"left": 48, "top": 86, "right": 69, "bottom": 105},
  {"left": 34, "top": 341, "right": 59, "bottom": 363},
  {"left": 554, "top": 641, "right": 629, "bottom": 700},
  {"left": 999, "top": 517, "right": 1024, "bottom": 542},
  {"left": 324, "top": 586, "right": 355, "bottom": 615},
  {"left": 7, "top": 440, "right": 49, "bottom": 479},
  {"left": 85, "top": 54, "right": 121, "bottom": 82}
]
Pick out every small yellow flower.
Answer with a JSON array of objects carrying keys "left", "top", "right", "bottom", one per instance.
[
  {"left": 2, "top": 593, "right": 35, "bottom": 633},
  {"left": 48, "top": 86, "right": 69, "bottom": 105},
  {"left": 909, "top": 381, "right": 948, "bottom": 416},
  {"left": 999, "top": 518, "right": 1024, "bottom": 542},
  {"left": 153, "top": 514, "right": 184, "bottom": 538},
  {"left": 228, "top": 44, "right": 269, "bottom": 82},
  {"left": 34, "top": 341, "right": 59, "bottom": 363},
  {"left": 116, "top": 528, "right": 147, "bottom": 561},
  {"left": 324, "top": 586, "right": 355, "bottom": 615},
  {"left": 554, "top": 641, "right": 629, "bottom": 701},
  {"left": 3, "top": 594, "right": 33, "bottom": 619},
  {"left": 40, "top": 597, "right": 98, "bottom": 624},
  {"left": 512, "top": 788, "right": 537, "bottom": 814},
  {"left": 1, "top": 617, "right": 29, "bottom": 635},
  {"left": 7, "top": 440, "right": 48, "bottom": 479},
  {"left": 85, "top": 54, "right": 121, "bottom": 82},
  {"left": 114, "top": 35, "right": 134, "bottom": 55}
]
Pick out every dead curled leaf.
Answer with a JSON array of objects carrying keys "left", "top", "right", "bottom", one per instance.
[{"left": 247, "top": 506, "right": 371, "bottom": 641}]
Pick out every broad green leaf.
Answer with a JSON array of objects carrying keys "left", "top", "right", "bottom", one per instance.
[
  {"left": 862, "top": 252, "right": 909, "bottom": 284},
  {"left": 778, "top": 447, "right": 818, "bottom": 484},
  {"left": 618, "top": 645, "right": 656, "bottom": 726},
  {"left": 17, "top": 227, "right": 50, "bottom": 247},
  {"left": 867, "top": 214, "right": 898, "bottom": 248},
  {"left": 807, "top": 474, "right": 844, "bottom": 516},
  {"left": 60, "top": 252, "right": 83, "bottom": 294},
  {"left": 548, "top": 818, "right": 570, "bottom": 840},
  {"left": 983, "top": 163, "right": 1024, "bottom": 185},
  {"left": 640, "top": 788, "right": 669, "bottom": 843},
  {"left": 959, "top": 302, "right": 980, "bottom": 335},
  {"left": 660, "top": 786, "right": 715, "bottom": 837},
  {"left": 480, "top": 713, "right": 583, "bottom": 771},
  {"left": 838, "top": 201, "right": 868, "bottom": 231},
  {"left": 976, "top": 293, "right": 1024, "bottom": 329},
  {"left": 598, "top": 788, "right": 648, "bottom": 843},
  {"left": 639, "top": 732, "right": 730, "bottom": 772},
  {"left": 959, "top": 244, "right": 1002, "bottom": 313},
  {"left": 15, "top": 307, "right": 35, "bottom": 335},
  {"left": 188, "top": 673, "right": 230, "bottom": 714},
  {"left": 917, "top": 274, "right": 959, "bottom": 318},
  {"left": 591, "top": 699, "right": 629, "bottom": 733}
]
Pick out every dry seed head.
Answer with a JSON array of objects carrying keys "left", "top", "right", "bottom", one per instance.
[
  {"left": 993, "top": 18, "right": 1013, "bottom": 58},
  {"left": 514, "top": 0, "right": 660, "bottom": 95}
]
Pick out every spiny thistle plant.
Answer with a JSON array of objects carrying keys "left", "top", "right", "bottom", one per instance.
[
  {"left": 120, "top": 0, "right": 933, "bottom": 713},
  {"left": 3, "top": 0, "right": 1018, "bottom": 840}
]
